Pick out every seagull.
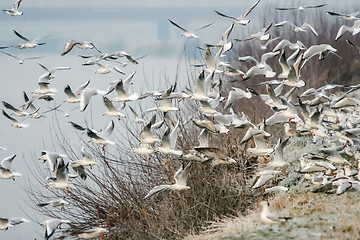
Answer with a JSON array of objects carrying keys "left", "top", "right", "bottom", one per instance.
[
  {"left": 302, "top": 44, "right": 337, "bottom": 62},
  {"left": 157, "top": 120, "right": 183, "bottom": 156},
  {"left": 0, "top": 217, "right": 29, "bottom": 230},
  {"left": 224, "top": 87, "right": 253, "bottom": 109},
  {"left": 85, "top": 120, "right": 115, "bottom": 147},
  {"left": 268, "top": 137, "right": 290, "bottom": 168},
  {"left": 108, "top": 71, "right": 139, "bottom": 102},
  {"left": 102, "top": 96, "right": 126, "bottom": 120},
  {"left": 61, "top": 40, "right": 101, "bottom": 56},
  {"left": 259, "top": 201, "right": 290, "bottom": 224},
  {"left": 0, "top": 50, "right": 43, "bottom": 64},
  {"left": 22, "top": 91, "right": 43, "bottom": 119},
  {"left": 272, "top": 39, "right": 306, "bottom": 52},
  {"left": 13, "top": 30, "right": 47, "bottom": 49},
  {"left": 95, "top": 63, "right": 111, "bottom": 74},
  {"left": 3, "top": 0, "right": 23, "bottom": 16},
  {"left": 72, "top": 227, "right": 108, "bottom": 239},
  {"left": 38, "top": 150, "right": 68, "bottom": 177},
  {"left": 80, "top": 87, "right": 106, "bottom": 112},
  {"left": 194, "top": 147, "right": 237, "bottom": 165},
  {"left": 144, "top": 162, "right": 192, "bottom": 201},
  {"left": 70, "top": 146, "right": 96, "bottom": 169},
  {"left": 251, "top": 170, "right": 282, "bottom": 189},
  {"left": 214, "top": 0, "right": 260, "bottom": 25},
  {"left": 238, "top": 51, "right": 279, "bottom": 80},
  {"left": 37, "top": 198, "right": 69, "bottom": 208},
  {"left": 42, "top": 218, "right": 71, "bottom": 240},
  {"left": 146, "top": 85, "right": 179, "bottom": 112},
  {"left": 168, "top": 19, "right": 213, "bottom": 38},
  {"left": 2, "top": 100, "right": 34, "bottom": 117},
  {"left": 138, "top": 115, "right": 161, "bottom": 145},
  {"left": 38, "top": 62, "right": 71, "bottom": 83},
  {"left": 335, "top": 19, "right": 360, "bottom": 41},
  {"left": 235, "top": 22, "right": 273, "bottom": 41},
  {"left": 2, "top": 109, "right": 29, "bottom": 128},
  {"left": 275, "top": 4, "right": 327, "bottom": 11},
  {"left": 246, "top": 134, "right": 274, "bottom": 157},
  {"left": 274, "top": 21, "right": 318, "bottom": 36},
  {"left": 63, "top": 85, "right": 80, "bottom": 103},
  {"left": 326, "top": 10, "right": 360, "bottom": 21},
  {"left": 128, "top": 105, "right": 144, "bottom": 124},
  {"left": 46, "top": 159, "right": 75, "bottom": 192},
  {"left": 0, "top": 154, "right": 21, "bottom": 180}
]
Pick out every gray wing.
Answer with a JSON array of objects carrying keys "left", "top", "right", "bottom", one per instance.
[
  {"left": 242, "top": 0, "right": 261, "bottom": 18},
  {"left": 74, "top": 80, "right": 90, "bottom": 95},
  {"left": 1, "top": 154, "right": 16, "bottom": 171},
  {"left": 2, "top": 109, "right": 18, "bottom": 124},
  {"left": 64, "top": 85, "right": 77, "bottom": 99},
  {"left": 13, "top": 30, "right": 29, "bottom": 42},
  {"left": 2, "top": 101, "right": 19, "bottom": 112},
  {"left": 103, "top": 96, "right": 117, "bottom": 112},
  {"left": 168, "top": 19, "right": 188, "bottom": 32},
  {"left": 101, "top": 120, "right": 114, "bottom": 139},
  {"left": 144, "top": 184, "right": 170, "bottom": 199},
  {"left": 72, "top": 165, "right": 87, "bottom": 180},
  {"left": 68, "top": 121, "right": 86, "bottom": 131}
]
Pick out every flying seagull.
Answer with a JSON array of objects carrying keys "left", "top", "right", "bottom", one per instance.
[
  {"left": 214, "top": 0, "right": 260, "bottom": 25},
  {"left": 3, "top": 0, "right": 23, "bottom": 16},
  {"left": 168, "top": 19, "right": 213, "bottom": 38}
]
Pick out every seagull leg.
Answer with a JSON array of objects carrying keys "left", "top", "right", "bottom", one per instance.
[
  {"left": 12, "top": 177, "right": 15, "bottom": 181},
  {"left": 90, "top": 165, "right": 93, "bottom": 170},
  {"left": 100, "top": 232, "right": 106, "bottom": 240},
  {"left": 66, "top": 187, "right": 71, "bottom": 194},
  {"left": 146, "top": 156, "right": 151, "bottom": 165},
  {"left": 102, "top": 145, "right": 106, "bottom": 152}
]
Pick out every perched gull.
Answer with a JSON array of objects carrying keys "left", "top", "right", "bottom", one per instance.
[
  {"left": 42, "top": 218, "right": 71, "bottom": 240},
  {"left": 259, "top": 201, "right": 290, "bottom": 224},
  {"left": 61, "top": 40, "right": 101, "bottom": 56},
  {"left": 0, "top": 154, "right": 21, "bottom": 180},
  {"left": 0, "top": 50, "right": 43, "bottom": 64},
  {"left": 214, "top": 0, "right": 260, "bottom": 25},
  {"left": 144, "top": 162, "right": 192, "bottom": 201},
  {"left": 2, "top": 109, "right": 29, "bottom": 128},
  {"left": 3, "top": 0, "right": 23, "bottom": 16},
  {"left": 274, "top": 21, "right": 318, "bottom": 37},
  {"left": 276, "top": 4, "right": 327, "bottom": 11},
  {"left": 0, "top": 217, "right": 29, "bottom": 230},
  {"left": 71, "top": 227, "right": 108, "bottom": 239},
  {"left": 168, "top": 19, "right": 213, "bottom": 38}
]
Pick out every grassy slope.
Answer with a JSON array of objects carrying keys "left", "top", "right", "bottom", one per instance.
[{"left": 187, "top": 136, "right": 360, "bottom": 240}]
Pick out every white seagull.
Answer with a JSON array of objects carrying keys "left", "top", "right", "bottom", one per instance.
[
  {"left": 0, "top": 217, "right": 29, "bottom": 230},
  {"left": 335, "top": 19, "right": 360, "bottom": 41},
  {"left": 157, "top": 120, "right": 183, "bottom": 156},
  {"left": 260, "top": 201, "right": 289, "bottom": 224},
  {"left": 42, "top": 218, "right": 71, "bottom": 240},
  {"left": 2, "top": 109, "right": 29, "bottom": 128},
  {"left": 274, "top": 21, "right": 318, "bottom": 37},
  {"left": 61, "top": 40, "right": 101, "bottom": 56},
  {"left": 80, "top": 87, "right": 106, "bottom": 112},
  {"left": 276, "top": 4, "right": 327, "bottom": 11},
  {"left": 108, "top": 71, "right": 139, "bottom": 102},
  {"left": 3, "top": 0, "right": 23, "bottom": 16},
  {"left": 0, "top": 50, "right": 43, "bottom": 64},
  {"left": 85, "top": 120, "right": 115, "bottom": 148},
  {"left": 214, "top": 0, "right": 260, "bottom": 25},
  {"left": 168, "top": 19, "right": 213, "bottom": 38},
  {"left": 144, "top": 162, "right": 192, "bottom": 200},
  {"left": 102, "top": 96, "right": 126, "bottom": 120},
  {"left": 13, "top": 30, "right": 47, "bottom": 49},
  {"left": 0, "top": 154, "right": 21, "bottom": 180},
  {"left": 38, "top": 62, "right": 71, "bottom": 83}
]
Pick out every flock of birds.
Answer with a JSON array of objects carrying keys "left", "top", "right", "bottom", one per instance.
[{"left": 1, "top": 0, "right": 360, "bottom": 238}]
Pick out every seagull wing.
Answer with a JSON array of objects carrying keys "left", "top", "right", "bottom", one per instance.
[
  {"left": 74, "top": 80, "right": 90, "bottom": 95},
  {"left": 64, "top": 85, "right": 77, "bottom": 99},
  {"left": 241, "top": 0, "right": 261, "bottom": 18},
  {"left": 214, "top": 10, "right": 238, "bottom": 21},
  {"left": 68, "top": 121, "right": 86, "bottom": 131},
  {"left": 13, "top": 30, "right": 29, "bottom": 42},
  {"left": 144, "top": 185, "right": 170, "bottom": 199},
  {"left": 1, "top": 154, "right": 16, "bottom": 171},
  {"left": 101, "top": 120, "right": 114, "bottom": 139},
  {"left": 174, "top": 162, "right": 192, "bottom": 186},
  {"left": 12, "top": 0, "right": 22, "bottom": 11},
  {"left": 304, "top": 4, "right": 327, "bottom": 9},
  {"left": 2, "top": 109, "right": 19, "bottom": 124},
  {"left": 103, "top": 96, "right": 117, "bottom": 112},
  {"left": 168, "top": 19, "right": 188, "bottom": 32},
  {"left": 2, "top": 101, "right": 19, "bottom": 112},
  {"left": 0, "top": 51, "right": 19, "bottom": 60}
]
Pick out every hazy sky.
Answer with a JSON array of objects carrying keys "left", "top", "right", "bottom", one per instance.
[{"left": 0, "top": 0, "right": 359, "bottom": 239}]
